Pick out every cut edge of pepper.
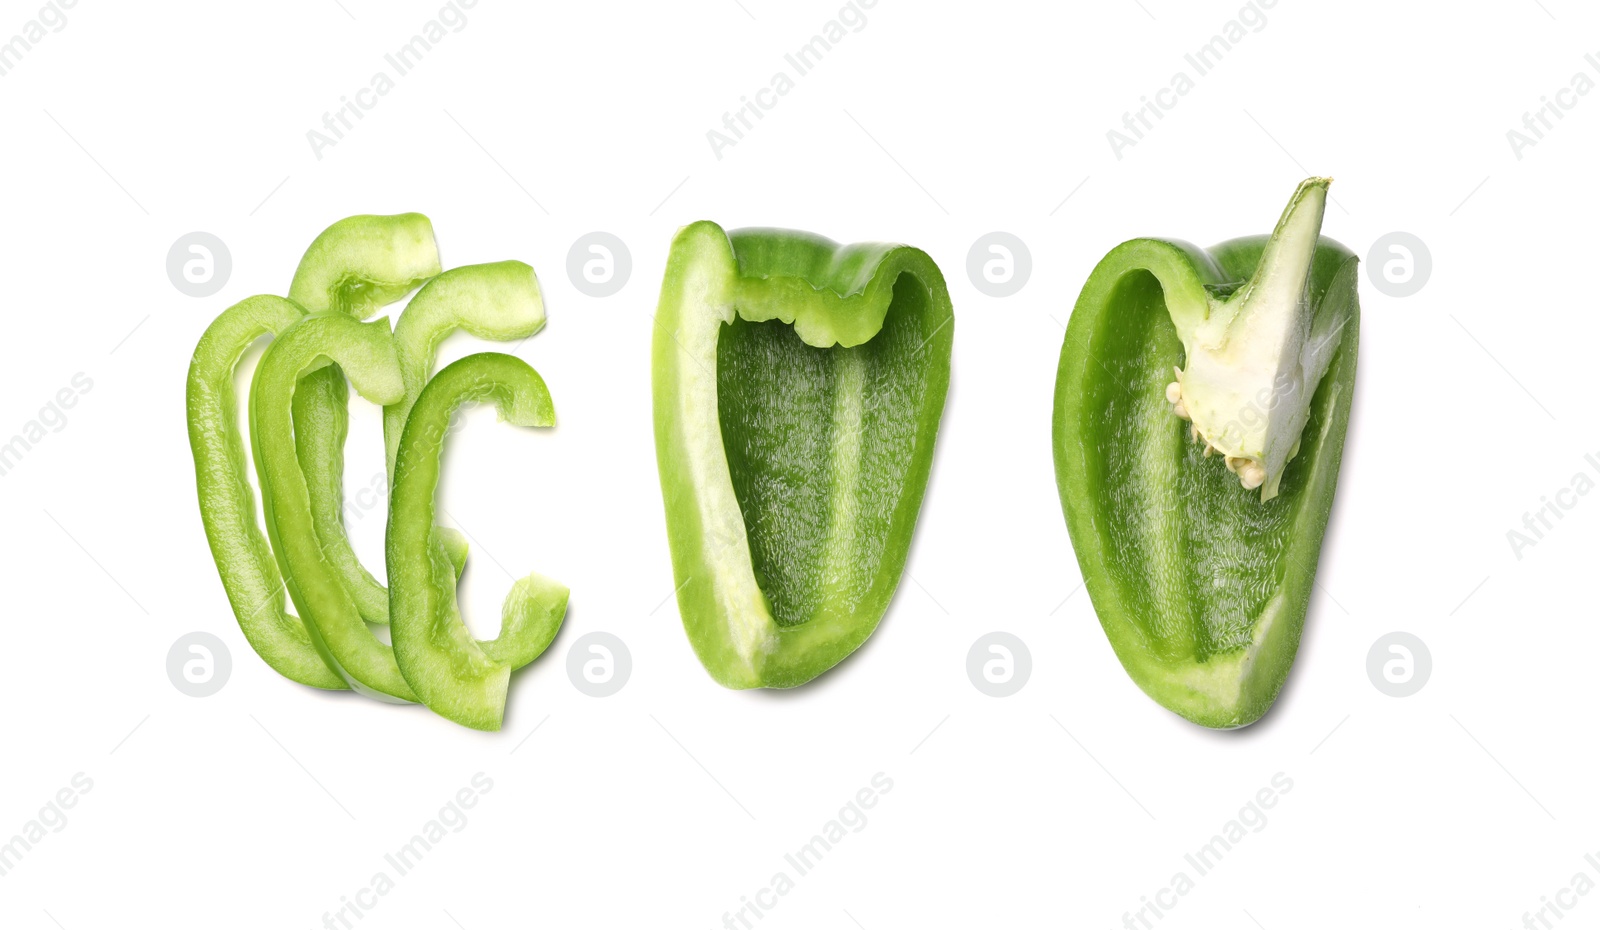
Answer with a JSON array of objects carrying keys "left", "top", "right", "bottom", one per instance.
[
  {"left": 653, "top": 220, "right": 953, "bottom": 689},
  {"left": 1053, "top": 216, "right": 1361, "bottom": 728},
  {"left": 186, "top": 294, "right": 351, "bottom": 691},
  {"left": 1167, "top": 178, "right": 1341, "bottom": 502},
  {"left": 386, "top": 352, "right": 562, "bottom": 730},
  {"left": 250, "top": 313, "right": 416, "bottom": 702}
]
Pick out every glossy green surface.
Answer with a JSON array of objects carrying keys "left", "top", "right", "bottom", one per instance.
[
  {"left": 295, "top": 260, "right": 547, "bottom": 625},
  {"left": 653, "top": 222, "right": 952, "bottom": 688},
  {"left": 250, "top": 313, "right": 413, "bottom": 701},
  {"left": 287, "top": 213, "right": 442, "bottom": 626},
  {"left": 287, "top": 213, "right": 441, "bottom": 321},
  {"left": 186, "top": 295, "right": 346, "bottom": 690},
  {"left": 386, "top": 353, "right": 565, "bottom": 731},
  {"left": 189, "top": 213, "right": 563, "bottom": 725},
  {"left": 1053, "top": 189, "right": 1359, "bottom": 728}
]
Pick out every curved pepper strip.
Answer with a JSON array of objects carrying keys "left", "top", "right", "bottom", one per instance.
[
  {"left": 288, "top": 213, "right": 443, "bottom": 319},
  {"left": 291, "top": 261, "right": 548, "bottom": 624},
  {"left": 387, "top": 353, "right": 566, "bottom": 730},
  {"left": 287, "top": 378, "right": 471, "bottom": 616},
  {"left": 1052, "top": 179, "right": 1359, "bottom": 728},
  {"left": 291, "top": 372, "right": 395, "bottom": 626},
  {"left": 285, "top": 213, "right": 443, "bottom": 625},
  {"left": 384, "top": 261, "right": 547, "bottom": 473},
  {"left": 653, "top": 221, "right": 953, "bottom": 688},
  {"left": 250, "top": 313, "right": 415, "bottom": 701},
  {"left": 186, "top": 295, "right": 347, "bottom": 690}
]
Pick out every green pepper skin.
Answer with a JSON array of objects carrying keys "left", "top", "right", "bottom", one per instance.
[
  {"left": 1052, "top": 219, "right": 1359, "bottom": 728},
  {"left": 250, "top": 313, "right": 414, "bottom": 702},
  {"left": 288, "top": 214, "right": 443, "bottom": 626},
  {"left": 291, "top": 260, "right": 547, "bottom": 626},
  {"left": 653, "top": 221, "right": 953, "bottom": 689},
  {"left": 186, "top": 295, "right": 347, "bottom": 690},
  {"left": 387, "top": 353, "right": 566, "bottom": 731},
  {"left": 384, "top": 261, "right": 547, "bottom": 474},
  {"left": 288, "top": 213, "right": 442, "bottom": 320}
]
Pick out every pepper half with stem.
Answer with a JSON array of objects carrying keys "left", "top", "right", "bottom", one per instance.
[{"left": 1052, "top": 178, "right": 1359, "bottom": 728}]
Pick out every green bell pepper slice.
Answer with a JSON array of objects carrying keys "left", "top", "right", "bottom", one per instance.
[
  {"left": 387, "top": 352, "right": 566, "bottom": 730},
  {"left": 1052, "top": 178, "right": 1359, "bottom": 728},
  {"left": 249, "top": 312, "right": 415, "bottom": 701},
  {"left": 287, "top": 214, "right": 443, "bottom": 626},
  {"left": 187, "top": 213, "right": 439, "bottom": 688},
  {"left": 287, "top": 213, "right": 442, "bottom": 319},
  {"left": 292, "top": 259, "right": 547, "bottom": 625},
  {"left": 186, "top": 295, "right": 347, "bottom": 690},
  {"left": 653, "top": 221, "right": 953, "bottom": 689},
  {"left": 384, "top": 260, "right": 547, "bottom": 473}
]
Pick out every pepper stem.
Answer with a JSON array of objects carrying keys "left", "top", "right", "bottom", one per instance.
[{"left": 1165, "top": 178, "right": 1340, "bottom": 501}]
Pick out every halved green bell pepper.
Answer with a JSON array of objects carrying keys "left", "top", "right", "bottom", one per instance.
[
  {"left": 1052, "top": 178, "right": 1359, "bottom": 728},
  {"left": 653, "top": 221, "right": 953, "bottom": 689}
]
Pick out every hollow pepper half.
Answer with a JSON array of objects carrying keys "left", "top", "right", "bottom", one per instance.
[
  {"left": 1052, "top": 178, "right": 1359, "bottom": 728},
  {"left": 653, "top": 221, "right": 953, "bottom": 689}
]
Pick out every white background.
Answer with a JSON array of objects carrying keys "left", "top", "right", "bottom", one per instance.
[{"left": 0, "top": 0, "right": 1593, "bottom": 927}]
